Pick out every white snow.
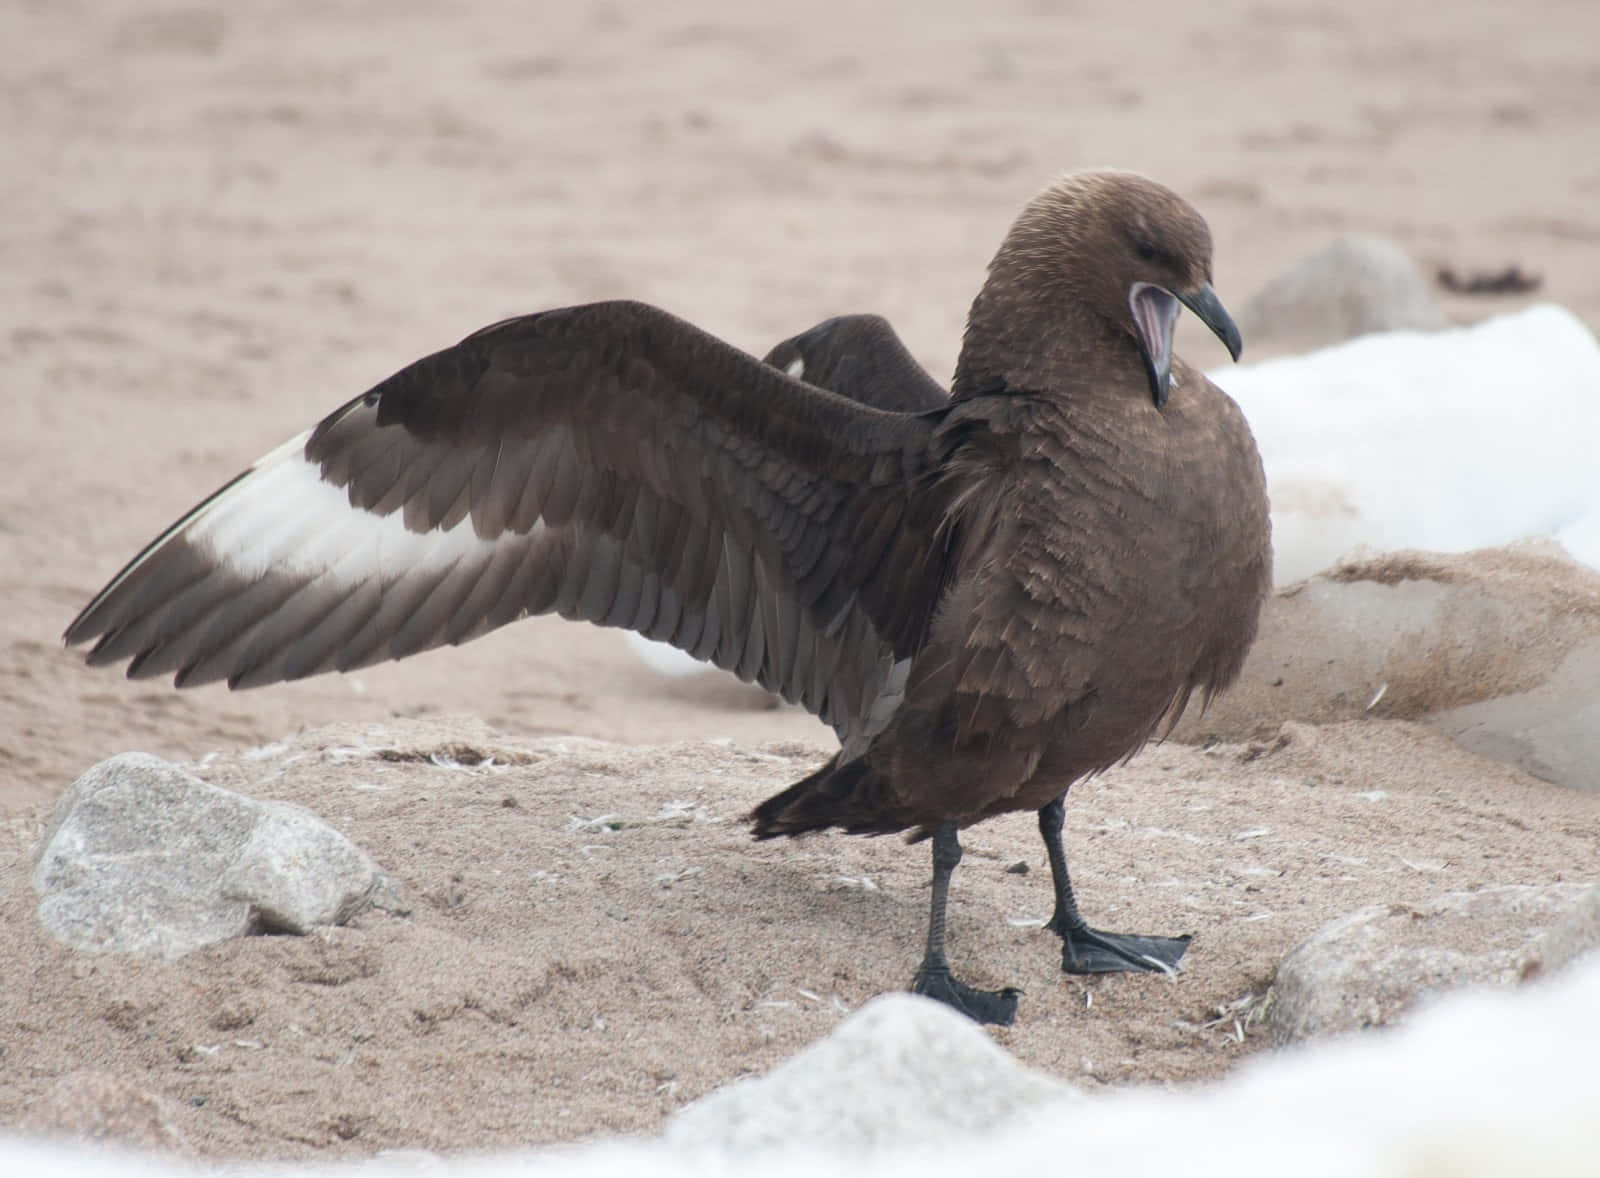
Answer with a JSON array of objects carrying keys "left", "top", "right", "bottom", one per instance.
[
  {"left": 1214, "top": 304, "right": 1600, "bottom": 584},
  {"left": 624, "top": 631, "right": 708, "bottom": 678}
]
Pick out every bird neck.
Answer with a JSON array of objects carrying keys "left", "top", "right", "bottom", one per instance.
[{"left": 951, "top": 278, "right": 1138, "bottom": 402}]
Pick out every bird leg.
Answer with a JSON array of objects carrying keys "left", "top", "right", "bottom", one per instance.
[
  {"left": 1038, "top": 795, "right": 1191, "bottom": 974},
  {"left": 910, "top": 821, "right": 1020, "bottom": 1026}
]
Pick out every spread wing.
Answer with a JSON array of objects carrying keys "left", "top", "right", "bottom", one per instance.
[
  {"left": 761, "top": 315, "right": 949, "bottom": 412},
  {"left": 64, "top": 301, "right": 962, "bottom": 743}
]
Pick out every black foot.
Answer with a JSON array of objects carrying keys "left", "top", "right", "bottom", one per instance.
[
  {"left": 1057, "top": 925, "right": 1191, "bottom": 975},
  {"left": 911, "top": 967, "right": 1020, "bottom": 1026}
]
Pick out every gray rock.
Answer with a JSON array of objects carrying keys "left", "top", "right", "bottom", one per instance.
[
  {"left": 1266, "top": 883, "right": 1593, "bottom": 1045},
  {"left": 665, "top": 993, "right": 1077, "bottom": 1155},
  {"left": 33, "top": 753, "right": 397, "bottom": 959},
  {"left": 21, "top": 1070, "right": 190, "bottom": 1153},
  {"left": 1432, "top": 639, "right": 1600, "bottom": 792},
  {"left": 220, "top": 800, "right": 391, "bottom": 933},
  {"left": 1236, "top": 234, "right": 1448, "bottom": 355},
  {"left": 1523, "top": 884, "right": 1600, "bottom": 978},
  {"left": 1172, "top": 546, "right": 1600, "bottom": 792}
]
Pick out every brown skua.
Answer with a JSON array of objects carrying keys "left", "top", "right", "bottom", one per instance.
[{"left": 65, "top": 170, "right": 1269, "bottom": 1025}]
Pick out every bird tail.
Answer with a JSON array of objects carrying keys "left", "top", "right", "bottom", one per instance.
[{"left": 750, "top": 754, "right": 910, "bottom": 838}]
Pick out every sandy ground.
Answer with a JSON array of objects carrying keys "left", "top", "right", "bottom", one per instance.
[
  {"left": 3, "top": 0, "right": 1599, "bottom": 1163},
  {"left": 3, "top": 716, "right": 1597, "bottom": 1160}
]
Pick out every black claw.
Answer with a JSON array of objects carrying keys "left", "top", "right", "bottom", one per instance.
[
  {"left": 911, "top": 967, "right": 1021, "bottom": 1026},
  {"left": 1058, "top": 927, "right": 1191, "bottom": 975}
]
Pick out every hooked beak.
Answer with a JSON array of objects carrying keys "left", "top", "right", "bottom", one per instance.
[{"left": 1129, "top": 281, "right": 1243, "bottom": 408}]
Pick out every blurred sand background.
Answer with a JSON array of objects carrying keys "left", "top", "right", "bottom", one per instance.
[{"left": 2, "top": 0, "right": 1598, "bottom": 1162}]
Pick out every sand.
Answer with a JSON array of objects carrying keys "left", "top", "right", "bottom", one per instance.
[{"left": 3, "top": 0, "right": 1598, "bottom": 1163}]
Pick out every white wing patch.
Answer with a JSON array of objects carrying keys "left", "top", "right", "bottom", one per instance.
[
  {"left": 183, "top": 431, "right": 523, "bottom": 586},
  {"left": 68, "top": 424, "right": 561, "bottom": 683}
]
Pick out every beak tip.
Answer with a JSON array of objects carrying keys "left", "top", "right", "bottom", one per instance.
[{"left": 1178, "top": 282, "right": 1243, "bottom": 366}]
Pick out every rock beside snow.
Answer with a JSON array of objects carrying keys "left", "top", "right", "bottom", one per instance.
[
  {"left": 1431, "top": 637, "right": 1600, "bottom": 791},
  {"left": 1265, "top": 883, "right": 1594, "bottom": 1045},
  {"left": 19, "top": 1073, "right": 189, "bottom": 1156},
  {"left": 1233, "top": 233, "right": 1449, "bottom": 356},
  {"left": 664, "top": 993, "right": 1076, "bottom": 1154},
  {"left": 32, "top": 753, "right": 399, "bottom": 959},
  {"left": 1525, "top": 885, "right": 1600, "bottom": 980},
  {"left": 1173, "top": 545, "right": 1600, "bottom": 791}
]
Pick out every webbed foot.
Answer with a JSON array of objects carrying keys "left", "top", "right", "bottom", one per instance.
[
  {"left": 911, "top": 966, "right": 1020, "bottom": 1026},
  {"left": 1055, "top": 923, "right": 1190, "bottom": 975}
]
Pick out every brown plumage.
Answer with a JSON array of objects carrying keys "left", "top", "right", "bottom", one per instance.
[
  {"left": 762, "top": 314, "right": 948, "bottom": 414},
  {"left": 66, "top": 170, "right": 1270, "bottom": 1025}
]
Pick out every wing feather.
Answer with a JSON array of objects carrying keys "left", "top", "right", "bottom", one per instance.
[
  {"left": 760, "top": 314, "right": 948, "bottom": 413},
  {"left": 67, "top": 301, "right": 965, "bottom": 743}
]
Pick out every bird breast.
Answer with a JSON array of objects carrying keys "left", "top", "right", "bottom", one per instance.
[{"left": 937, "top": 384, "right": 1267, "bottom": 793}]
